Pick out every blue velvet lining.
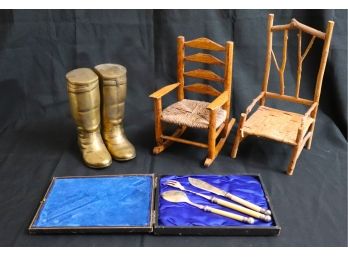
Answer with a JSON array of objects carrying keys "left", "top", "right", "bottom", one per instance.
[
  {"left": 33, "top": 176, "right": 153, "bottom": 228},
  {"left": 159, "top": 175, "right": 273, "bottom": 227}
]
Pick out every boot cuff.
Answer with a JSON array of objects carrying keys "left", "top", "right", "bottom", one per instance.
[
  {"left": 66, "top": 68, "right": 99, "bottom": 93},
  {"left": 95, "top": 63, "right": 127, "bottom": 84}
]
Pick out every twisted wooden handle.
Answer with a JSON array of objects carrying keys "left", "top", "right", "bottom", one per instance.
[
  {"left": 211, "top": 197, "right": 271, "bottom": 222},
  {"left": 226, "top": 193, "right": 271, "bottom": 215},
  {"left": 204, "top": 206, "right": 254, "bottom": 224}
]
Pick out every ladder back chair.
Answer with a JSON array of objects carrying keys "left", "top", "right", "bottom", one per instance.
[
  {"left": 231, "top": 14, "right": 334, "bottom": 175},
  {"left": 150, "top": 36, "right": 235, "bottom": 167}
]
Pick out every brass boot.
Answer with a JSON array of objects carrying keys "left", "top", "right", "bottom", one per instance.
[
  {"left": 66, "top": 68, "right": 112, "bottom": 168},
  {"left": 95, "top": 64, "right": 136, "bottom": 161}
]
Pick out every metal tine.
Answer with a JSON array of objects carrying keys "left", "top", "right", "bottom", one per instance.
[
  {"left": 165, "top": 180, "right": 185, "bottom": 190},
  {"left": 166, "top": 180, "right": 205, "bottom": 199}
]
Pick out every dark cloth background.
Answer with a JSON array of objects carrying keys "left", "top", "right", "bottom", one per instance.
[{"left": 0, "top": 10, "right": 346, "bottom": 246}]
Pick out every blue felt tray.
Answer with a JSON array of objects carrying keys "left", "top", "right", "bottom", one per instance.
[{"left": 29, "top": 175, "right": 155, "bottom": 233}]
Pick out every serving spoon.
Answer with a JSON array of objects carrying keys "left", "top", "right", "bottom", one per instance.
[{"left": 161, "top": 190, "right": 254, "bottom": 224}]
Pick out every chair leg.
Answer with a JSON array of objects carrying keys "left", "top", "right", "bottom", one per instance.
[
  {"left": 231, "top": 114, "right": 246, "bottom": 158},
  {"left": 231, "top": 122, "right": 245, "bottom": 159},
  {"left": 153, "top": 126, "right": 186, "bottom": 154},
  {"left": 287, "top": 142, "right": 307, "bottom": 176},
  {"left": 204, "top": 137, "right": 215, "bottom": 167},
  {"left": 153, "top": 125, "right": 164, "bottom": 155},
  {"left": 153, "top": 99, "right": 164, "bottom": 154},
  {"left": 204, "top": 156, "right": 214, "bottom": 167},
  {"left": 204, "top": 118, "right": 235, "bottom": 167},
  {"left": 287, "top": 146, "right": 299, "bottom": 175},
  {"left": 305, "top": 122, "right": 315, "bottom": 150},
  {"left": 204, "top": 110, "right": 217, "bottom": 167},
  {"left": 231, "top": 130, "right": 242, "bottom": 158},
  {"left": 153, "top": 121, "right": 164, "bottom": 154},
  {"left": 204, "top": 130, "right": 216, "bottom": 167},
  {"left": 288, "top": 129, "right": 313, "bottom": 175}
]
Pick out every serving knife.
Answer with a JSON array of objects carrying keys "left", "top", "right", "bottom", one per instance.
[{"left": 188, "top": 177, "right": 271, "bottom": 215}]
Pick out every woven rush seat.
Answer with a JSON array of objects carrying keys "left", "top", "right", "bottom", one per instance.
[
  {"left": 161, "top": 99, "right": 227, "bottom": 129},
  {"left": 242, "top": 106, "right": 314, "bottom": 145}
]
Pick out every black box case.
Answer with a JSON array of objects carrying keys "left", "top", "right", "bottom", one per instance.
[{"left": 29, "top": 174, "right": 281, "bottom": 236}]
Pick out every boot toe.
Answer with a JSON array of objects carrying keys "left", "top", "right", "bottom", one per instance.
[
  {"left": 108, "top": 142, "right": 136, "bottom": 161},
  {"left": 83, "top": 149, "right": 112, "bottom": 168}
]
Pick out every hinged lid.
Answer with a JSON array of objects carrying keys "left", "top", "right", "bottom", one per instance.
[{"left": 29, "top": 174, "right": 155, "bottom": 234}]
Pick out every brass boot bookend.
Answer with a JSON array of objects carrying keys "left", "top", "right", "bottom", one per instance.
[
  {"left": 95, "top": 64, "right": 136, "bottom": 161},
  {"left": 66, "top": 68, "right": 112, "bottom": 168}
]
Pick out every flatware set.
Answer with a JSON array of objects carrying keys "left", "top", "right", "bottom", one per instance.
[{"left": 162, "top": 177, "right": 272, "bottom": 224}]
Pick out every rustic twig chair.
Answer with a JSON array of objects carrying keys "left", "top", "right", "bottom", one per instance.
[
  {"left": 150, "top": 36, "right": 235, "bottom": 167},
  {"left": 231, "top": 14, "right": 334, "bottom": 175}
]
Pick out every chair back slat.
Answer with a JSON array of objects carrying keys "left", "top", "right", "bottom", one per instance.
[
  {"left": 184, "top": 37, "right": 225, "bottom": 51},
  {"left": 265, "top": 92, "right": 313, "bottom": 106},
  {"left": 184, "top": 83, "right": 221, "bottom": 96},
  {"left": 271, "top": 19, "right": 326, "bottom": 40},
  {"left": 291, "top": 19, "right": 326, "bottom": 40},
  {"left": 185, "top": 53, "right": 225, "bottom": 65},
  {"left": 184, "top": 69, "right": 224, "bottom": 83}
]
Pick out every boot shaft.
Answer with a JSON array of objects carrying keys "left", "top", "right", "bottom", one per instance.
[
  {"left": 66, "top": 68, "right": 101, "bottom": 132},
  {"left": 94, "top": 64, "right": 127, "bottom": 128}
]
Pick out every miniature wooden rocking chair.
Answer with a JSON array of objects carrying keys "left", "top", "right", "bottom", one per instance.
[
  {"left": 231, "top": 14, "right": 334, "bottom": 175},
  {"left": 150, "top": 36, "right": 235, "bottom": 167}
]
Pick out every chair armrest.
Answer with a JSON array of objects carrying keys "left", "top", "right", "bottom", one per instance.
[
  {"left": 206, "top": 91, "right": 229, "bottom": 111},
  {"left": 296, "top": 102, "right": 318, "bottom": 142},
  {"left": 149, "top": 82, "right": 180, "bottom": 99},
  {"left": 299, "top": 102, "right": 318, "bottom": 129},
  {"left": 245, "top": 92, "right": 265, "bottom": 115},
  {"left": 303, "top": 102, "right": 318, "bottom": 120}
]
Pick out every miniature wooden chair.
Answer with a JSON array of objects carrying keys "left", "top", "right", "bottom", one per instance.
[
  {"left": 150, "top": 36, "right": 235, "bottom": 167},
  {"left": 231, "top": 14, "right": 334, "bottom": 175}
]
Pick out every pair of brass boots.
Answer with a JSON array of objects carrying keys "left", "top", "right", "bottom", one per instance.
[{"left": 66, "top": 64, "right": 135, "bottom": 168}]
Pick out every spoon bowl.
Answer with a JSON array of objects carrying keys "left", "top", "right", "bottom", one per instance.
[{"left": 161, "top": 190, "right": 190, "bottom": 203}]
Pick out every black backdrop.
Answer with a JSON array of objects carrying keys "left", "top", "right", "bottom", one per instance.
[{"left": 0, "top": 10, "right": 346, "bottom": 247}]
